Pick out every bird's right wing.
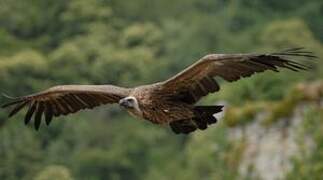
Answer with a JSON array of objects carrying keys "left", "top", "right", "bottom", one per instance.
[{"left": 2, "top": 85, "right": 131, "bottom": 129}]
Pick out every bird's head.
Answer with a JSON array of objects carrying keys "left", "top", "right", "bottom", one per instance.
[{"left": 119, "top": 96, "right": 139, "bottom": 110}]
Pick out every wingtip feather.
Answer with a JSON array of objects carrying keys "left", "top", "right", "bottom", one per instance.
[
  {"left": 2, "top": 92, "right": 18, "bottom": 99},
  {"left": 1, "top": 93, "right": 24, "bottom": 108},
  {"left": 272, "top": 47, "right": 318, "bottom": 60},
  {"left": 1, "top": 99, "right": 24, "bottom": 108},
  {"left": 8, "top": 101, "right": 29, "bottom": 118}
]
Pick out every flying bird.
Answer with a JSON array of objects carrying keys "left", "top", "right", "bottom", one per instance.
[{"left": 1, "top": 48, "right": 316, "bottom": 134}]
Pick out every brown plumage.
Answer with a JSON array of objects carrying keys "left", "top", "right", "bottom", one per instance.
[{"left": 1, "top": 48, "right": 317, "bottom": 134}]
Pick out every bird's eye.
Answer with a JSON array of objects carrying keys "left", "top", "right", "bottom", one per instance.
[{"left": 128, "top": 99, "right": 134, "bottom": 102}]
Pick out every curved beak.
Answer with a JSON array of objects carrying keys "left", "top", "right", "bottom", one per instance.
[{"left": 119, "top": 99, "right": 129, "bottom": 108}]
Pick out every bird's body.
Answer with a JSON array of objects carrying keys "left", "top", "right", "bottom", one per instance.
[
  {"left": 2, "top": 48, "right": 316, "bottom": 134},
  {"left": 113, "top": 83, "right": 196, "bottom": 126}
]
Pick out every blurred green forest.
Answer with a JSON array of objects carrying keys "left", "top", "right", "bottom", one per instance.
[{"left": 0, "top": 0, "right": 322, "bottom": 179}]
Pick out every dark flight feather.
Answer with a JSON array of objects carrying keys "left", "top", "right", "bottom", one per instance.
[
  {"left": 44, "top": 102, "right": 53, "bottom": 126},
  {"left": 25, "top": 102, "right": 37, "bottom": 125},
  {"left": 2, "top": 99, "right": 24, "bottom": 108},
  {"left": 8, "top": 101, "right": 28, "bottom": 117},
  {"left": 34, "top": 102, "right": 45, "bottom": 130}
]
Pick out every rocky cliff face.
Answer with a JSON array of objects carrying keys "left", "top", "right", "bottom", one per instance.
[{"left": 225, "top": 82, "right": 322, "bottom": 180}]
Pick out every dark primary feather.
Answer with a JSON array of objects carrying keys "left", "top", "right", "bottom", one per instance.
[
  {"left": 8, "top": 101, "right": 28, "bottom": 117},
  {"left": 1, "top": 85, "right": 131, "bottom": 130},
  {"left": 44, "top": 102, "right": 53, "bottom": 125},
  {"left": 34, "top": 102, "right": 45, "bottom": 130},
  {"left": 1, "top": 99, "right": 24, "bottom": 108},
  {"left": 272, "top": 47, "right": 318, "bottom": 59},
  {"left": 25, "top": 102, "right": 36, "bottom": 125}
]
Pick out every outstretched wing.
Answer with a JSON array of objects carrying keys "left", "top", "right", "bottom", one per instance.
[
  {"left": 2, "top": 85, "right": 131, "bottom": 130},
  {"left": 159, "top": 48, "right": 316, "bottom": 104}
]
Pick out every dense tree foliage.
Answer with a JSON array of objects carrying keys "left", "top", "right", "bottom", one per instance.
[{"left": 0, "top": 0, "right": 322, "bottom": 179}]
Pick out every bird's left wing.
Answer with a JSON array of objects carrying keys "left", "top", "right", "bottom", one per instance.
[
  {"left": 159, "top": 48, "right": 316, "bottom": 104},
  {"left": 2, "top": 85, "right": 131, "bottom": 130}
]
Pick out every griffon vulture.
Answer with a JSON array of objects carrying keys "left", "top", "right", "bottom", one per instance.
[{"left": 1, "top": 48, "right": 316, "bottom": 134}]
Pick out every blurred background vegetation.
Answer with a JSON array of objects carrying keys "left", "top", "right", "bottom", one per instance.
[{"left": 0, "top": 0, "right": 322, "bottom": 179}]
